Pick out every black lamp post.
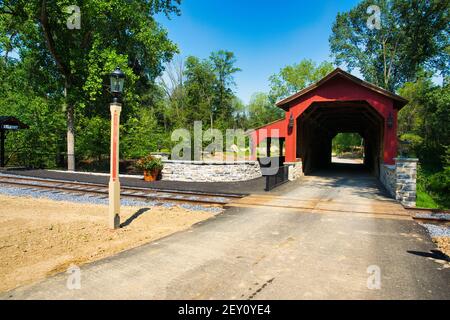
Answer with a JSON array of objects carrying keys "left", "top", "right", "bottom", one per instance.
[
  {"left": 110, "top": 67, "right": 125, "bottom": 103},
  {"left": 108, "top": 67, "right": 125, "bottom": 229}
]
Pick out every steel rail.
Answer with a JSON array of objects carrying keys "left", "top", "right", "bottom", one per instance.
[
  {"left": 405, "top": 207, "right": 450, "bottom": 226},
  {"left": 0, "top": 176, "right": 243, "bottom": 205}
]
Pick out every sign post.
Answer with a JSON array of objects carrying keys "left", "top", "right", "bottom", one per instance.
[
  {"left": 109, "top": 102, "right": 122, "bottom": 229},
  {"left": 0, "top": 117, "right": 29, "bottom": 168}
]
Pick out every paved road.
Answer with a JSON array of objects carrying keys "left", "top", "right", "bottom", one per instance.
[{"left": 2, "top": 166, "right": 450, "bottom": 299}]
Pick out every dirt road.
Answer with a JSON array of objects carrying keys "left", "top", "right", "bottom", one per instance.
[{"left": 0, "top": 195, "right": 213, "bottom": 292}]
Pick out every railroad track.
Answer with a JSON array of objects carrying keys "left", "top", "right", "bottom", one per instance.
[
  {"left": 405, "top": 207, "right": 450, "bottom": 226},
  {"left": 0, "top": 175, "right": 245, "bottom": 206}
]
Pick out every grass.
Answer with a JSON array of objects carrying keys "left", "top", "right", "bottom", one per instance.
[
  {"left": 416, "top": 165, "right": 449, "bottom": 209},
  {"left": 416, "top": 190, "right": 440, "bottom": 209}
]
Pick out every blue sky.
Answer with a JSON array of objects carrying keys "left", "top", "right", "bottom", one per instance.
[{"left": 157, "top": 0, "right": 361, "bottom": 104}]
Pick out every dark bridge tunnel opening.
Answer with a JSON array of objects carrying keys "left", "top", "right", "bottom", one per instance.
[{"left": 297, "top": 101, "right": 384, "bottom": 176}]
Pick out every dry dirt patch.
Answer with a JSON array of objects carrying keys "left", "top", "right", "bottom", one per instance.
[{"left": 0, "top": 194, "right": 215, "bottom": 293}]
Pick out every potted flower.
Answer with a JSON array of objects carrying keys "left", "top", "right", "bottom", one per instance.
[{"left": 136, "top": 155, "right": 164, "bottom": 182}]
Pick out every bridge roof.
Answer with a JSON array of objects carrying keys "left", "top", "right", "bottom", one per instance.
[{"left": 276, "top": 68, "right": 408, "bottom": 110}]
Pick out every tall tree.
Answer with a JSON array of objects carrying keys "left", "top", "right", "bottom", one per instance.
[
  {"left": 0, "top": 57, "right": 66, "bottom": 168},
  {"left": 0, "top": 0, "right": 180, "bottom": 170},
  {"left": 210, "top": 50, "right": 241, "bottom": 128},
  {"left": 183, "top": 55, "right": 217, "bottom": 128},
  {"left": 246, "top": 92, "right": 284, "bottom": 128},
  {"left": 268, "top": 59, "right": 334, "bottom": 102},
  {"left": 329, "top": 0, "right": 449, "bottom": 91},
  {"left": 159, "top": 56, "right": 186, "bottom": 129},
  {"left": 398, "top": 74, "right": 450, "bottom": 167}
]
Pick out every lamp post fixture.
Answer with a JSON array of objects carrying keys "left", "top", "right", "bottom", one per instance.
[
  {"left": 109, "top": 67, "right": 125, "bottom": 229},
  {"left": 288, "top": 113, "right": 295, "bottom": 130}
]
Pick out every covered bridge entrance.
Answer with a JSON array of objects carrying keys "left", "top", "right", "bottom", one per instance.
[{"left": 249, "top": 68, "right": 408, "bottom": 177}]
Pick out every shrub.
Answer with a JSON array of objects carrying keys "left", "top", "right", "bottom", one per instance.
[
  {"left": 135, "top": 155, "right": 164, "bottom": 172},
  {"left": 428, "top": 169, "right": 450, "bottom": 194}
]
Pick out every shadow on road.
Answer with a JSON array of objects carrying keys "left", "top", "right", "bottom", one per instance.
[{"left": 407, "top": 250, "right": 450, "bottom": 262}]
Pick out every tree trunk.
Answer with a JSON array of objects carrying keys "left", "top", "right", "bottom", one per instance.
[{"left": 65, "top": 82, "right": 75, "bottom": 171}]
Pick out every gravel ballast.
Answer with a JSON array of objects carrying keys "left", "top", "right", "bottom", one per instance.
[
  {"left": 0, "top": 183, "right": 223, "bottom": 214},
  {"left": 420, "top": 223, "right": 450, "bottom": 238},
  {"left": 415, "top": 213, "right": 450, "bottom": 221}
]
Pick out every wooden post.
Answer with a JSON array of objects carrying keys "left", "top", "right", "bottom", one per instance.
[{"left": 109, "top": 102, "right": 122, "bottom": 229}]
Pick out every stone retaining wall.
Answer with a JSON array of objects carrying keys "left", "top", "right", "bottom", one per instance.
[
  {"left": 161, "top": 160, "right": 262, "bottom": 182},
  {"left": 380, "top": 158, "right": 418, "bottom": 207},
  {"left": 285, "top": 161, "right": 303, "bottom": 181},
  {"left": 380, "top": 163, "right": 396, "bottom": 198},
  {"left": 394, "top": 158, "right": 418, "bottom": 208}
]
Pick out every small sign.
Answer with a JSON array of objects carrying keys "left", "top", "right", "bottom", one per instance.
[{"left": 1, "top": 125, "right": 20, "bottom": 130}]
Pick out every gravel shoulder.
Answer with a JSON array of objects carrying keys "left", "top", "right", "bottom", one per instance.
[
  {"left": 0, "top": 194, "right": 214, "bottom": 293},
  {"left": 419, "top": 224, "right": 450, "bottom": 258}
]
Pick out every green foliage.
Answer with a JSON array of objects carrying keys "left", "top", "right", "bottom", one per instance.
[
  {"left": 269, "top": 59, "right": 334, "bottom": 102},
  {"left": 417, "top": 164, "right": 450, "bottom": 209},
  {"left": 427, "top": 146, "right": 450, "bottom": 196},
  {"left": 1, "top": 0, "right": 447, "bottom": 193},
  {"left": 183, "top": 55, "right": 217, "bottom": 127},
  {"left": 160, "top": 51, "right": 243, "bottom": 133},
  {"left": 0, "top": 46, "right": 247, "bottom": 168},
  {"left": 0, "top": 0, "right": 181, "bottom": 168},
  {"left": 398, "top": 134, "right": 423, "bottom": 151},
  {"left": 398, "top": 75, "right": 450, "bottom": 167},
  {"left": 245, "top": 58, "right": 334, "bottom": 132},
  {"left": 209, "top": 50, "right": 242, "bottom": 125},
  {"left": 0, "top": 59, "right": 65, "bottom": 168},
  {"left": 246, "top": 93, "right": 284, "bottom": 129},
  {"left": 76, "top": 116, "right": 110, "bottom": 161},
  {"left": 428, "top": 171, "right": 450, "bottom": 195},
  {"left": 398, "top": 73, "right": 449, "bottom": 208},
  {"left": 416, "top": 190, "right": 440, "bottom": 209},
  {"left": 135, "top": 155, "right": 163, "bottom": 172},
  {"left": 332, "top": 133, "right": 363, "bottom": 155},
  {"left": 121, "top": 107, "right": 163, "bottom": 159},
  {"left": 329, "top": 0, "right": 449, "bottom": 91}
]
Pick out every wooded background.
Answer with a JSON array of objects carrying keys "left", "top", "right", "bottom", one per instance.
[{"left": 0, "top": 0, "right": 448, "bottom": 207}]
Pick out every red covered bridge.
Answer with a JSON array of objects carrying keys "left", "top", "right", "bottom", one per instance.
[{"left": 249, "top": 68, "right": 408, "bottom": 176}]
